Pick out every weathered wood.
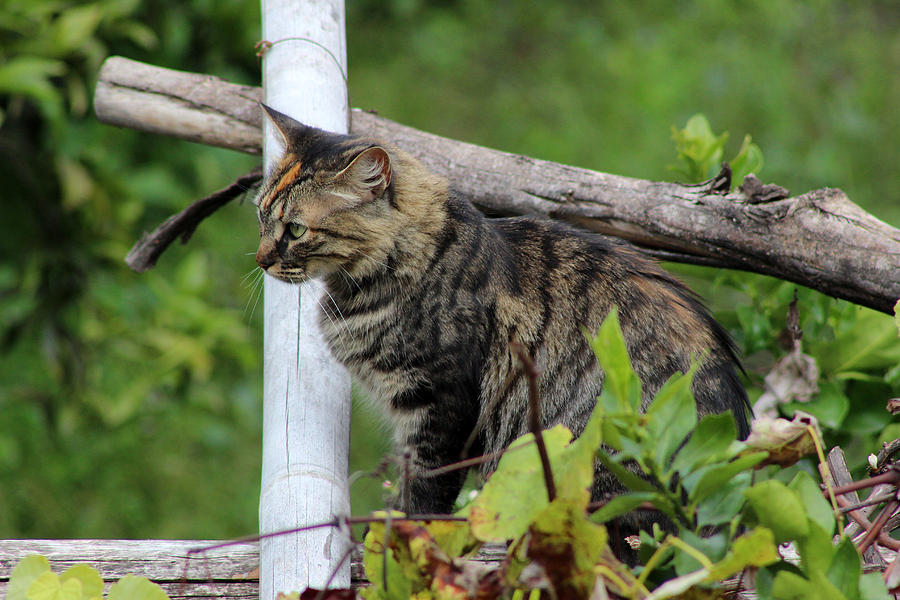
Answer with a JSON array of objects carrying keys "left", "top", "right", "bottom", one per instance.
[
  {"left": 95, "top": 56, "right": 900, "bottom": 315},
  {"left": 827, "top": 447, "right": 888, "bottom": 567},
  {"left": 0, "top": 539, "right": 260, "bottom": 598},
  {"left": 0, "top": 539, "right": 508, "bottom": 597},
  {"left": 257, "top": 0, "right": 354, "bottom": 597},
  {"left": 94, "top": 58, "right": 263, "bottom": 155},
  {"left": 125, "top": 169, "right": 263, "bottom": 272}
]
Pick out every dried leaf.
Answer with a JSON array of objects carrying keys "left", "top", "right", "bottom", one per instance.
[
  {"left": 753, "top": 347, "right": 819, "bottom": 418},
  {"left": 742, "top": 412, "right": 820, "bottom": 468}
]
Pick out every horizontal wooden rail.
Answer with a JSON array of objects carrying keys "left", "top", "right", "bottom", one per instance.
[{"left": 0, "top": 538, "right": 509, "bottom": 598}]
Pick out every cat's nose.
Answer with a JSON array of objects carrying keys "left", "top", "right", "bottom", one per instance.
[{"left": 256, "top": 247, "right": 277, "bottom": 270}]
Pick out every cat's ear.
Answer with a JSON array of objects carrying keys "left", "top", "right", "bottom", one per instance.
[
  {"left": 261, "top": 103, "right": 309, "bottom": 147},
  {"left": 337, "top": 146, "right": 392, "bottom": 201}
]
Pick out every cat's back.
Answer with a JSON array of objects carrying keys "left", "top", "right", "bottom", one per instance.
[{"left": 481, "top": 215, "right": 748, "bottom": 446}]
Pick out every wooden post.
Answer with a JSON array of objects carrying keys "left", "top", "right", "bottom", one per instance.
[{"left": 258, "top": 1, "right": 352, "bottom": 597}]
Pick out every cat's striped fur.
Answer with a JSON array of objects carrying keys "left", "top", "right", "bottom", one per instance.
[{"left": 255, "top": 106, "right": 750, "bottom": 532}]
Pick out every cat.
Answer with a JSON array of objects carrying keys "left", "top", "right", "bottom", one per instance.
[{"left": 254, "top": 104, "right": 750, "bottom": 541}]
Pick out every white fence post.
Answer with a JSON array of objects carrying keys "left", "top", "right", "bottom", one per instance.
[{"left": 258, "top": 1, "right": 352, "bottom": 598}]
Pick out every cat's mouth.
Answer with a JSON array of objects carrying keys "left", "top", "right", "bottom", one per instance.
[{"left": 262, "top": 264, "right": 311, "bottom": 285}]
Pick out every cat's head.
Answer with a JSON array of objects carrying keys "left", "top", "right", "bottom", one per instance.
[{"left": 254, "top": 105, "right": 394, "bottom": 284}]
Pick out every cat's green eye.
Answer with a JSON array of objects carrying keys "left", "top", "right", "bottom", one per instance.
[{"left": 288, "top": 223, "right": 308, "bottom": 239}]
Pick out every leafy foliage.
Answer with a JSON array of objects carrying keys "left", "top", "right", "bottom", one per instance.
[
  {"left": 7, "top": 554, "right": 170, "bottom": 600},
  {"left": 357, "top": 312, "right": 890, "bottom": 599},
  {"left": 669, "top": 114, "right": 763, "bottom": 188},
  {"left": 0, "top": 0, "right": 897, "bottom": 542}
]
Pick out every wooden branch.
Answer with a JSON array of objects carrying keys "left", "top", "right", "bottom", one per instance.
[
  {"left": 512, "top": 342, "right": 557, "bottom": 503},
  {"left": 94, "top": 57, "right": 263, "bottom": 154},
  {"left": 827, "top": 446, "right": 888, "bottom": 566},
  {"left": 95, "top": 56, "right": 900, "bottom": 314},
  {"left": 126, "top": 168, "right": 262, "bottom": 272}
]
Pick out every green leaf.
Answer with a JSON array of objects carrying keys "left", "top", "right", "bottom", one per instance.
[
  {"left": 27, "top": 572, "right": 82, "bottom": 600},
  {"left": 789, "top": 470, "right": 835, "bottom": 536},
  {"left": 60, "top": 565, "right": 104, "bottom": 599},
  {"left": 687, "top": 451, "right": 767, "bottom": 505},
  {"left": 820, "top": 308, "right": 900, "bottom": 374},
  {"left": 827, "top": 536, "right": 861, "bottom": 600},
  {"left": 672, "top": 529, "right": 727, "bottom": 575},
  {"left": 112, "top": 21, "right": 159, "bottom": 50},
  {"left": 106, "top": 575, "right": 170, "bottom": 600},
  {"left": 423, "top": 519, "right": 477, "bottom": 559},
  {"left": 754, "top": 565, "right": 776, "bottom": 600},
  {"left": 668, "top": 114, "right": 730, "bottom": 182},
  {"left": 646, "top": 567, "right": 709, "bottom": 599},
  {"left": 0, "top": 57, "right": 67, "bottom": 89},
  {"left": 796, "top": 521, "right": 834, "bottom": 576},
  {"left": 695, "top": 470, "right": 751, "bottom": 527},
  {"left": 671, "top": 412, "right": 738, "bottom": 475},
  {"left": 525, "top": 498, "right": 608, "bottom": 597},
  {"left": 894, "top": 299, "right": 900, "bottom": 335},
  {"left": 860, "top": 572, "right": 891, "bottom": 600},
  {"left": 771, "top": 570, "right": 813, "bottom": 599},
  {"left": 771, "top": 569, "right": 852, "bottom": 600},
  {"left": 743, "top": 480, "right": 809, "bottom": 544},
  {"left": 588, "top": 308, "right": 642, "bottom": 413},
  {"left": 0, "top": 56, "right": 66, "bottom": 112},
  {"left": 729, "top": 134, "right": 764, "bottom": 187},
  {"left": 468, "top": 425, "right": 575, "bottom": 541},
  {"left": 707, "top": 527, "right": 779, "bottom": 581},
  {"left": 361, "top": 523, "right": 413, "bottom": 600},
  {"left": 595, "top": 452, "right": 656, "bottom": 493},
  {"left": 645, "top": 368, "right": 697, "bottom": 468},
  {"left": 554, "top": 394, "right": 605, "bottom": 502},
  {"left": 783, "top": 382, "right": 849, "bottom": 430},
  {"left": 809, "top": 571, "right": 852, "bottom": 600},
  {"left": 48, "top": 4, "right": 104, "bottom": 53},
  {"left": 590, "top": 492, "right": 658, "bottom": 523},
  {"left": 7, "top": 554, "right": 51, "bottom": 600}
]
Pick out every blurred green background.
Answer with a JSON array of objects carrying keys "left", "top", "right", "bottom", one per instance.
[{"left": 1, "top": 0, "right": 898, "bottom": 539}]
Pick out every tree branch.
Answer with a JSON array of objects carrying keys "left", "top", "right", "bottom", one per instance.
[
  {"left": 95, "top": 56, "right": 900, "bottom": 314},
  {"left": 511, "top": 343, "right": 557, "bottom": 503},
  {"left": 125, "top": 168, "right": 262, "bottom": 272}
]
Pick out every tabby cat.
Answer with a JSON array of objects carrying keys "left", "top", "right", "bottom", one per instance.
[{"left": 254, "top": 105, "right": 750, "bottom": 539}]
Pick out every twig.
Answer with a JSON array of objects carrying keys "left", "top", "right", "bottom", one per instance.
[
  {"left": 857, "top": 496, "right": 900, "bottom": 555},
  {"left": 419, "top": 439, "right": 535, "bottom": 479},
  {"left": 587, "top": 500, "right": 661, "bottom": 513},
  {"left": 837, "top": 491, "right": 897, "bottom": 514},
  {"left": 876, "top": 439, "right": 900, "bottom": 470},
  {"left": 814, "top": 433, "right": 844, "bottom": 534},
  {"left": 125, "top": 168, "right": 263, "bottom": 272},
  {"left": 186, "top": 513, "right": 467, "bottom": 555},
  {"left": 511, "top": 342, "right": 557, "bottom": 503},
  {"left": 833, "top": 495, "right": 900, "bottom": 551},
  {"left": 826, "top": 470, "right": 900, "bottom": 497},
  {"left": 315, "top": 542, "right": 356, "bottom": 600}
]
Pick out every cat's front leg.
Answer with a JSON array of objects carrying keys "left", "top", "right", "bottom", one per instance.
[{"left": 392, "top": 402, "right": 479, "bottom": 515}]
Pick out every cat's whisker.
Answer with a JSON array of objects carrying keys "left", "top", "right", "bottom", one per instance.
[
  {"left": 352, "top": 248, "right": 394, "bottom": 273},
  {"left": 312, "top": 291, "right": 350, "bottom": 355},
  {"left": 241, "top": 265, "right": 263, "bottom": 286},
  {"left": 339, "top": 266, "right": 363, "bottom": 294},
  {"left": 314, "top": 280, "right": 353, "bottom": 340},
  {"left": 243, "top": 269, "right": 265, "bottom": 321}
]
